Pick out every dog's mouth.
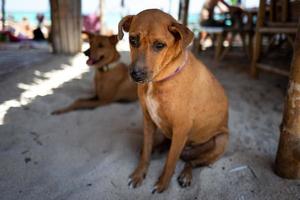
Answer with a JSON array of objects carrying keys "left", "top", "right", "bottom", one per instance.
[
  {"left": 86, "top": 55, "right": 105, "bottom": 66},
  {"left": 132, "top": 78, "right": 148, "bottom": 84}
]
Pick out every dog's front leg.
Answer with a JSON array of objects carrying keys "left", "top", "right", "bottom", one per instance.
[
  {"left": 152, "top": 127, "right": 188, "bottom": 193},
  {"left": 128, "top": 114, "right": 156, "bottom": 188}
]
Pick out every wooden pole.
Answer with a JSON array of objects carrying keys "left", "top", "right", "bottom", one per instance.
[
  {"left": 178, "top": 0, "right": 189, "bottom": 26},
  {"left": 275, "top": 21, "right": 300, "bottom": 179},
  {"left": 99, "top": 0, "right": 103, "bottom": 34},
  {"left": 1, "top": 0, "right": 5, "bottom": 30},
  {"left": 178, "top": 0, "right": 182, "bottom": 22},
  {"left": 250, "top": 0, "right": 266, "bottom": 78},
  {"left": 49, "top": 0, "right": 82, "bottom": 54}
]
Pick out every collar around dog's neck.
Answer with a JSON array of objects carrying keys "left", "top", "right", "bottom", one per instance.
[
  {"left": 97, "top": 60, "right": 119, "bottom": 72},
  {"left": 154, "top": 50, "right": 189, "bottom": 83}
]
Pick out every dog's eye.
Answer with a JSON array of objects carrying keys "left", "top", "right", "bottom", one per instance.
[
  {"left": 98, "top": 43, "right": 103, "bottom": 48},
  {"left": 153, "top": 42, "right": 166, "bottom": 51},
  {"left": 129, "top": 36, "right": 140, "bottom": 48}
]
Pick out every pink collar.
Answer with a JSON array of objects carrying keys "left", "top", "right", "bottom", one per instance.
[{"left": 154, "top": 51, "right": 189, "bottom": 83}]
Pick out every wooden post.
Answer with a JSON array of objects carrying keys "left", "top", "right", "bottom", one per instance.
[
  {"left": 99, "top": 0, "right": 103, "bottom": 34},
  {"left": 50, "top": 0, "right": 82, "bottom": 54},
  {"left": 281, "top": 0, "right": 288, "bottom": 22},
  {"left": 178, "top": 0, "right": 189, "bottom": 26},
  {"left": 178, "top": 0, "right": 182, "bottom": 22},
  {"left": 275, "top": 21, "right": 300, "bottom": 179},
  {"left": 250, "top": 0, "right": 266, "bottom": 78},
  {"left": 1, "top": 0, "right": 5, "bottom": 30}
]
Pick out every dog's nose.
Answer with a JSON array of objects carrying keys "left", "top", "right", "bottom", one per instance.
[
  {"left": 84, "top": 49, "right": 90, "bottom": 57},
  {"left": 130, "top": 68, "right": 147, "bottom": 82}
]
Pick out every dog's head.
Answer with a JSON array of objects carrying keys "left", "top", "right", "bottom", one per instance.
[
  {"left": 118, "top": 9, "right": 193, "bottom": 83},
  {"left": 84, "top": 34, "right": 119, "bottom": 68}
]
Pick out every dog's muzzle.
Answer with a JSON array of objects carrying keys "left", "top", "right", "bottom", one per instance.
[{"left": 130, "top": 67, "right": 148, "bottom": 83}]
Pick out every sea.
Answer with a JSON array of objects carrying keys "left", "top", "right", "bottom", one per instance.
[
  {"left": 6, "top": 11, "right": 200, "bottom": 30},
  {"left": 6, "top": 11, "right": 51, "bottom": 26}
]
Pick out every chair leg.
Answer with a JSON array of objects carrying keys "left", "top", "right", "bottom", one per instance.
[
  {"left": 214, "top": 32, "right": 224, "bottom": 61},
  {"left": 219, "top": 32, "right": 236, "bottom": 61},
  {"left": 192, "top": 32, "right": 201, "bottom": 54},
  {"left": 250, "top": 32, "right": 262, "bottom": 78},
  {"left": 240, "top": 32, "right": 250, "bottom": 59},
  {"left": 248, "top": 32, "right": 254, "bottom": 60}
]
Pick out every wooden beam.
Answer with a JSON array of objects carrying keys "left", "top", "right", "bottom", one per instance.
[
  {"left": 250, "top": 0, "right": 266, "bottom": 77},
  {"left": 275, "top": 21, "right": 300, "bottom": 179},
  {"left": 257, "top": 63, "right": 289, "bottom": 76},
  {"left": 178, "top": 0, "right": 189, "bottom": 26},
  {"left": 99, "top": 0, "right": 103, "bottom": 34},
  {"left": 281, "top": 0, "right": 288, "bottom": 22},
  {"left": 259, "top": 27, "right": 297, "bottom": 34},
  {"left": 1, "top": 0, "right": 5, "bottom": 30},
  {"left": 50, "top": 0, "right": 82, "bottom": 54}
]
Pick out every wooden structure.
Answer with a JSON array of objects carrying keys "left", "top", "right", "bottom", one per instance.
[
  {"left": 99, "top": 0, "right": 104, "bottom": 34},
  {"left": 275, "top": 21, "right": 300, "bottom": 179},
  {"left": 50, "top": 0, "right": 82, "bottom": 54},
  {"left": 1, "top": 0, "right": 5, "bottom": 30},
  {"left": 178, "top": 0, "right": 189, "bottom": 26},
  {"left": 193, "top": 9, "right": 256, "bottom": 61},
  {"left": 250, "top": 0, "right": 299, "bottom": 77}
]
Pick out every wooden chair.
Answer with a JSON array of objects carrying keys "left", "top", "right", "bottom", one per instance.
[
  {"left": 250, "top": 0, "right": 300, "bottom": 78},
  {"left": 193, "top": 8, "right": 256, "bottom": 61},
  {"left": 192, "top": 26, "right": 225, "bottom": 60},
  {"left": 216, "top": 25, "right": 255, "bottom": 61}
]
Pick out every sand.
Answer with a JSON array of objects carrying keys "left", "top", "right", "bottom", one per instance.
[{"left": 0, "top": 48, "right": 299, "bottom": 200}]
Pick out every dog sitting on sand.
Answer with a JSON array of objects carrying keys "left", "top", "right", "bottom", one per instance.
[{"left": 118, "top": 9, "right": 229, "bottom": 193}]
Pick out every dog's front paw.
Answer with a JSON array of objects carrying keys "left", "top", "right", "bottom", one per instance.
[
  {"left": 152, "top": 176, "right": 170, "bottom": 194},
  {"left": 128, "top": 168, "right": 146, "bottom": 189}
]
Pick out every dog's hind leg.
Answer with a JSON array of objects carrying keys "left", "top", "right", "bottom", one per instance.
[
  {"left": 51, "top": 96, "right": 104, "bottom": 115},
  {"left": 177, "top": 130, "right": 229, "bottom": 188}
]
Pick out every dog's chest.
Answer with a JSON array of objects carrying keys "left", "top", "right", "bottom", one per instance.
[{"left": 145, "top": 84, "right": 162, "bottom": 128}]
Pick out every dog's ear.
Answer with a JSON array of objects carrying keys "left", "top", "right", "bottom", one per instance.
[
  {"left": 87, "top": 32, "right": 95, "bottom": 39},
  {"left": 118, "top": 15, "right": 134, "bottom": 40},
  {"left": 168, "top": 22, "right": 194, "bottom": 48},
  {"left": 109, "top": 35, "right": 118, "bottom": 45}
]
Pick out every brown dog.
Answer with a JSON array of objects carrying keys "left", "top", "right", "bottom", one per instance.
[
  {"left": 118, "top": 9, "right": 229, "bottom": 193},
  {"left": 52, "top": 34, "right": 137, "bottom": 115}
]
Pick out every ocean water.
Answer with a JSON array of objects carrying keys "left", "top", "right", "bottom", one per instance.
[
  {"left": 6, "top": 11, "right": 51, "bottom": 26},
  {"left": 6, "top": 11, "right": 200, "bottom": 30}
]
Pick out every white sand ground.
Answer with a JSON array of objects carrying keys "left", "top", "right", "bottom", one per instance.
[{"left": 0, "top": 48, "right": 300, "bottom": 200}]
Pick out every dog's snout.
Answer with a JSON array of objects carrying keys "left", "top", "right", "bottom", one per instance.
[
  {"left": 84, "top": 49, "right": 90, "bottom": 57},
  {"left": 130, "top": 67, "right": 147, "bottom": 82}
]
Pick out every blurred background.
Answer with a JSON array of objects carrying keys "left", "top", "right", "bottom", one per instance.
[{"left": 0, "top": 0, "right": 259, "bottom": 41}]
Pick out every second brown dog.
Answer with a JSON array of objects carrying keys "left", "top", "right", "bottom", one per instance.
[{"left": 52, "top": 34, "right": 137, "bottom": 115}]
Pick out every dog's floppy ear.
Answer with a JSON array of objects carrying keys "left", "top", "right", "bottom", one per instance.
[
  {"left": 168, "top": 22, "right": 194, "bottom": 48},
  {"left": 86, "top": 32, "right": 95, "bottom": 39},
  {"left": 118, "top": 15, "right": 134, "bottom": 40},
  {"left": 109, "top": 35, "right": 118, "bottom": 45}
]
